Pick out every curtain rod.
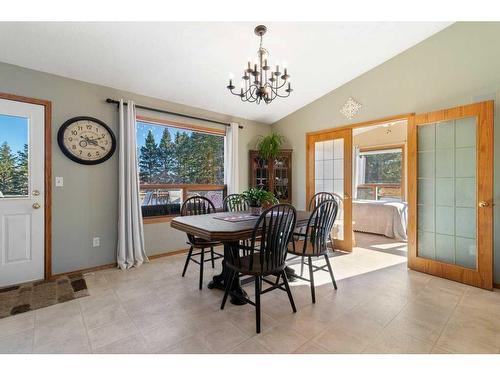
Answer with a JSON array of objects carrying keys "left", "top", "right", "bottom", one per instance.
[{"left": 105, "top": 98, "right": 243, "bottom": 129}]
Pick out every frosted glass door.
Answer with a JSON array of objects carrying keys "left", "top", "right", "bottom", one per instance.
[
  {"left": 308, "top": 128, "right": 352, "bottom": 251},
  {"left": 417, "top": 118, "right": 477, "bottom": 268},
  {"left": 409, "top": 101, "right": 493, "bottom": 290},
  {"left": 315, "top": 139, "right": 345, "bottom": 240}
]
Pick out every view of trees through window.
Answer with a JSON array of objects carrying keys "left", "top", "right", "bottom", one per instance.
[
  {"left": 357, "top": 149, "right": 403, "bottom": 201},
  {"left": 137, "top": 121, "right": 224, "bottom": 185},
  {"left": 363, "top": 151, "right": 402, "bottom": 184},
  {"left": 0, "top": 114, "right": 29, "bottom": 197}
]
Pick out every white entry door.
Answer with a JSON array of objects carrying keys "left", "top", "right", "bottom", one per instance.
[{"left": 0, "top": 98, "right": 45, "bottom": 287}]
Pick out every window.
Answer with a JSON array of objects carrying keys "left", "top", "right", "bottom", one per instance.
[
  {"left": 356, "top": 146, "right": 404, "bottom": 201},
  {"left": 0, "top": 114, "right": 29, "bottom": 198},
  {"left": 136, "top": 117, "right": 226, "bottom": 221}
]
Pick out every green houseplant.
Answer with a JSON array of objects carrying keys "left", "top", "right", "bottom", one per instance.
[
  {"left": 241, "top": 187, "right": 277, "bottom": 215},
  {"left": 256, "top": 132, "right": 284, "bottom": 159}
]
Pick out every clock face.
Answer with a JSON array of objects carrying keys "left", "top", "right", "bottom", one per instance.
[{"left": 57, "top": 117, "right": 116, "bottom": 165}]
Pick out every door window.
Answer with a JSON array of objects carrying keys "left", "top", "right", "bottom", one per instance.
[
  {"left": 417, "top": 117, "right": 477, "bottom": 269},
  {"left": 0, "top": 114, "right": 29, "bottom": 198}
]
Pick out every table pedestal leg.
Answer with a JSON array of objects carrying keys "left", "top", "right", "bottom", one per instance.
[{"left": 207, "top": 242, "right": 248, "bottom": 305}]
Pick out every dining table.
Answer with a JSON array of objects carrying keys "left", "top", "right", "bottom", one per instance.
[{"left": 170, "top": 210, "right": 311, "bottom": 305}]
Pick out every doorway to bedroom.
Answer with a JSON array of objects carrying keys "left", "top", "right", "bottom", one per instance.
[
  {"left": 306, "top": 115, "right": 410, "bottom": 282},
  {"left": 352, "top": 119, "right": 408, "bottom": 263}
]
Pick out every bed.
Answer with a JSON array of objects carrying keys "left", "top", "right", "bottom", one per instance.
[{"left": 352, "top": 199, "right": 408, "bottom": 241}]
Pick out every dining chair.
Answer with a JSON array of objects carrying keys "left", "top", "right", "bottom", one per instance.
[
  {"left": 309, "top": 192, "right": 336, "bottom": 210},
  {"left": 223, "top": 194, "right": 249, "bottom": 212},
  {"left": 294, "top": 191, "right": 339, "bottom": 275},
  {"left": 220, "top": 204, "right": 297, "bottom": 333},
  {"left": 180, "top": 196, "right": 223, "bottom": 290},
  {"left": 288, "top": 199, "right": 339, "bottom": 303}
]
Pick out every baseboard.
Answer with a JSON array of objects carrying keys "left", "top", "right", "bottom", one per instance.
[
  {"left": 148, "top": 248, "right": 189, "bottom": 260},
  {"left": 51, "top": 262, "right": 117, "bottom": 279},
  {"left": 51, "top": 248, "right": 189, "bottom": 279}
]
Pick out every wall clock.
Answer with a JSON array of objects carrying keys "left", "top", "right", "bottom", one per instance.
[{"left": 57, "top": 116, "right": 116, "bottom": 165}]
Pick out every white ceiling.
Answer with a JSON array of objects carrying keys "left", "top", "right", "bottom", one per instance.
[{"left": 0, "top": 22, "right": 451, "bottom": 124}]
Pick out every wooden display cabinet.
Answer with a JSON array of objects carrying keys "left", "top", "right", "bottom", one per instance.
[{"left": 249, "top": 149, "right": 292, "bottom": 203}]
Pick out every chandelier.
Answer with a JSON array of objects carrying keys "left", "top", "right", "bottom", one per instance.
[{"left": 227, "top": 25, "right": 293, "bottom": 105}]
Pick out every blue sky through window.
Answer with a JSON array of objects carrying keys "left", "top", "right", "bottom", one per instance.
[
  {"left": 0, "top": 114, "right": 29, "bottom": 152},
  {"left": 136, "top": 121, "right": 192, "bottom": 147}
]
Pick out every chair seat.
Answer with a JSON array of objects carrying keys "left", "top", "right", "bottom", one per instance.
[
  {"left": 189, "top": 237, "right": 222, "bottom": 248},
  {"left": 287, "top": 239, "right": 327, "bottom": 256},
  {"left": 226, "top": 253, "right": 285, "bottom": 276}
]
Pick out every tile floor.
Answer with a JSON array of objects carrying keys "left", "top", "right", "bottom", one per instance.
[{"left": 1, "top": 233, "right": 500, "bottom": 354}]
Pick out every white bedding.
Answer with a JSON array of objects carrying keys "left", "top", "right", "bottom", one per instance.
[{"left": 352, "top": 200, "right": 408, "bottom": 241}]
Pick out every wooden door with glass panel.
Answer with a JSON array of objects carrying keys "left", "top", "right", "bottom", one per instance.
[
  {"left": 408, "top": 101, "right": 493, "bottom": 289},
  {"left": 307, "top": 128, "right": 352, "bottom": 251}
]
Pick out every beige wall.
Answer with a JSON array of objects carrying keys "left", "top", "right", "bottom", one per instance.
[
  {"left": 272, "top": 22, "right": 500, "bottom": 282},
  {"left": 353, "top": 122, "right": 407, "bottom": 148},
  {"left": 0, "top": 62, "right": 270, "bottom": 274}
]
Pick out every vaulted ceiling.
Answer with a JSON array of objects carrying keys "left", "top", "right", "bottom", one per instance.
[{"left": 0, "top": 22, "right": 451, "bottom": 123}]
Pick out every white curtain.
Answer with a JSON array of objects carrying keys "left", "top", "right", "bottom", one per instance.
[
  {"left": 353, "top": 146, "right": 365, "bottom": 199},
  {"left": 224, "top": 122, "right": 240, "bottom": 194},
  {"left": 117, "top": 99, "right": 148, "bottom": 270}
]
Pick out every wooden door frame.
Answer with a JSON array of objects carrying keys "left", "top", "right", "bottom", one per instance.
[
  {"left": 0, "top": 92, "right": 52, "bottom": 280},
  {"left": 306, "top": 113, "right": 413, "bottom": 251},
  {"left": 408, "top": 101, "right": 494, "bottom": 290}
]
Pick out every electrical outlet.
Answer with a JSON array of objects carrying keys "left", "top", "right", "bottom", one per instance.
[
  {"left": 92, "top": 237, "right": 100, "bottom": 247},
  {"left": 55, "top": 177, "right": 64, "bottom": 187}
]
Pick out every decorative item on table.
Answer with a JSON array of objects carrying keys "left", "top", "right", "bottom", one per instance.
[
  {"left": 241, "top": 187, "right": 277, "bottom": 216},
  {"left": 256, "top": 132, "right": 284, "bottom": 159}
]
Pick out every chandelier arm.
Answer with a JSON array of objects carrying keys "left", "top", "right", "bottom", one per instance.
[
  {"left": 247, "top": 86, "right": 258, "bottom": 102},
  {"left": 229, "top": 89, "right": 242, "bottom": 97},
  {"left": 274, "top": 91, "right": 291, "bottom": 98},
  {"left": 276, "top": 79, "right": 288, "bottom": 89},
  {"left": 266, "top": 84, "right": 276, "bottom": 101}
]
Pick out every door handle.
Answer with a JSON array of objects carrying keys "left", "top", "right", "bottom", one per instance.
[
  {"left": 32, "top": 202, "right": 41, "bottom": 209},
  {"left": 478, "top": 201, "right": 489, "bottom": 208},
  {"left": 32, "top": 190, "right": 40, "bottom": 196}
]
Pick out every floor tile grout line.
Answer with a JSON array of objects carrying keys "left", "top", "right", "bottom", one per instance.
[
  {"left": 429, "top": 287, "right": 466, "bottom": 353},
  {"left": 77, "top": 297, "right": 94, "bottom": 354},
  {"left": 100, "top": 275, "right": 146, "bottom": 353},
  {"left": 84, "top": 273, "right": 144, "bottom": 353}
]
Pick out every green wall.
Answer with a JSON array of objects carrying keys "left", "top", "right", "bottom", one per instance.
[
  {"left": 271, "top": 22, "right": 500, "bottom": 282},
  {"left": 0, "top": 62, "right": 269, "bottom": 274}
]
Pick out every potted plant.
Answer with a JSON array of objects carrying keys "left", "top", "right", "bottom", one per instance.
[
  {"left": 241, "top": 187, "right": 277, "bottom": 216},
  {"left": 256, "top": 132, "right": 284, "bottom": 159}
]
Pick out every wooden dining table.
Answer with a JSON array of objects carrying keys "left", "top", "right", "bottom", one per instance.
[{"left": 171, "top": 210, "right": 311, "bottom": 305}]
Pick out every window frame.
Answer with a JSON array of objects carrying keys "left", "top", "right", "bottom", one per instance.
[
  {"left": 136, "top": 115, "right": 227, "bottom": 224},
  {"left": 357, "top": 144, "right": 405, "bottom": 201}
]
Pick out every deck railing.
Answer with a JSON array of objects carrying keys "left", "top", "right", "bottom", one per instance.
[{"left": 139, "top": 183, "right": 227, "bottom": 219}]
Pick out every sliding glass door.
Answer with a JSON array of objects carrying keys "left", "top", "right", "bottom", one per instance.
[{"left": 408, "top": 101, "right": 493, "bottom": 289}]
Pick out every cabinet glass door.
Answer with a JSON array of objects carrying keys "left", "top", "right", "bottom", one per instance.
[
  {"left": 251, "top": 155, "right": 270, "bottom": 191},
  {"left": 273, "top": 154, "right": 290, "bottom": 202}
]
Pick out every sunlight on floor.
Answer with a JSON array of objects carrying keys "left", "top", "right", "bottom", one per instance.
[{"left": 287, "top": 232, "right": 407, "bottom": 287}]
